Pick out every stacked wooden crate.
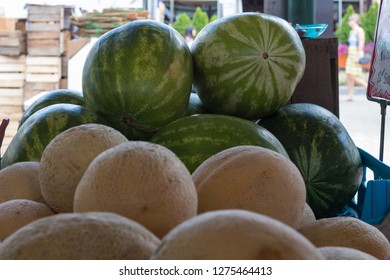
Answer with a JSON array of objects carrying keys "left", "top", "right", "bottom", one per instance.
[
  {"left": 0, "top": 18, "right": 27, "bottom": 153},
  {"left": 25, "top": 4, "right": 72, "bottom": 100},
  {"left": 0, "top": 55, "right": 26, "bottom": 153}
]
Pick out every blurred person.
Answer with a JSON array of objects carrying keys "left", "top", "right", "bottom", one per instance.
[
  {"left": 345, "top": 13, "right": 368, "bottom": 101},
  {"left": 184, "top": 26, "right": 196, "bottom": 48}
]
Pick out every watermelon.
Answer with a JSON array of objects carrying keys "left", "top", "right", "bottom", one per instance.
[
  {"left": 184, "top": 93, "right": 209, "bottom": 116},
  {"left": 1, "top": 104, "right": 107, "bottom": 169},
  {"left": 192, "top": 12, "right": 306, "bottom": 120},
  {"left": 149, "top": 114, "right": 289, "bottom": 173},
  {"left": 82, "top": 20, "right": 193, "bottom": 140},
  {"left": 258, "top": 103, "right": 363, "bottom": 219},
  {"left": 18, "top": 89, "right": 85, "bottom": 129}
]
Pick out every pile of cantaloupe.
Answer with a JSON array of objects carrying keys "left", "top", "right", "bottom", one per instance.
[{"left": 0, "top": 123, "right": 389, "bottom": 260}]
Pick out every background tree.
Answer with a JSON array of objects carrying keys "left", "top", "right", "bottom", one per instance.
[
  {"left": 335, "top": 4, "right": 355, "bottom": 44},
  {"left": 361, "top": 2, "right": 379, "bottom": 43},
  {"left": 192, "top": 7, "right": 209, "bottom": 35},
  {"left": 210, "top": 14, "right": 218, "bottom": 23},
  {"left": 173, "top": 13, "right": 192, "bottom": 36}
]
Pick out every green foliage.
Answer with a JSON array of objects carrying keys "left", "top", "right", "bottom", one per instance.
[
  {"left": 361, "top": 2, "right": 379, "bottom": 43},
  {"left": 192, "top": 7, "right": 209, "bottom": 35},
  {"left": 210, "top": 14, "right": 218, "bottom": 22},
  {"left": 172, "top": 13, "right": 192, "bottom": 36},
  {"left": 335, "top": 5, "right": 355, "bottom": 44},
  {"left": 172, "top": 7, "right": 214, "bottom": 37}
]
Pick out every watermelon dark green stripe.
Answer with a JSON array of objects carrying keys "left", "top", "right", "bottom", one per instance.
[
  {"left": 259, "top": 103, "right": 363, "bottom": 219},
  {"left": 1, "top": 104, "right": 107, "bottom": 169},
  {"left": 18, "top": 89, "right": 85, "bottom": 129},
  {"left": 192, "top": 12, "right": 305, "bottom": 119},
  {"left": 150, "top": 114, "right": 288, "bottom": 173},
  {"left": 82, "top": 20, "right": 193, "bottom": 140}
]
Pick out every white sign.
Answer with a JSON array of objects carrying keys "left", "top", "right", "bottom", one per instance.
[{"left": 367, "top": 0, "right": 390, "bottom": 103}]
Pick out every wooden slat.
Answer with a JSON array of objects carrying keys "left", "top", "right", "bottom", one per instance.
[
  {"left": 0, "top": 55, "right": 26, "bottom": 64},
  {"left": 0, "top": 37, "right": 22, "bottom": 47},
  {"left": 27, "top": 22, "right": 62, "bottom": 32},
  {"left": 0, "top": 64, "right": 25, "bottom": 73},
  {"left": 26, "top": 56, "right": 61, "bottom": 66},
  {"left": 28, "top": 13, "right": 63, "bottom": 22},
  {"left": 0, "top": 88, "right": 24, "bottom": 96},
  {"left": 0, "top": 80, "right": 24, "bottom": 88},
  {"left": 0, "top": 91, "right": 23, "bottom": 106},
  {"left": 23, "top": 81, "right": 59, "bottom": 101},
  {"left": 28, "top": 31, "right": 61, "bottom": 39},
  {"left": 26, "top": 65, "right": 60, "bottom": 74},
  {"left": 26, "top": 73, "right": 61, "bottom": 83},
  {"left": 28, "top": 5, "right": 64, "bottom": 15},
  {"left": 28, "top": 38, "right": 61, "bottom": 48},
  {"left": 0, "top": 73, "right": 25, "bottom": 81}
]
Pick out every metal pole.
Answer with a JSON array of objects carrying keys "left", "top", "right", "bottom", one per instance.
[
  {"left": 170, "top": 0, "right": 174, "bottom": 24},
  {"left": 379, "top": 100, "right": 387, "bottom": 161},
  {"left": 338, "top": 0, "right": 342, "bottom": 28}
]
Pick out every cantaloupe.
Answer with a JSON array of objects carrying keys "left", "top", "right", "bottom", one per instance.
[
  {"left": 39, "top": 123, "right": 128, "bottom": 213},
  {"left": 151, "top": 209, "right": 323, "bottom": 260},
  {"left": 0, "top": 212, "right": 160, "bottom": 260},
  {"left": 0, "top": 161, "right": 45, "bottom": 204},
  {"left": 0, "top": 199, "right": 55, "bottom": 241},
  {"left": 298, "top": 216, "right": 390, "bottom": 260},
  {"left": 296, "top": 202, "right": 316, "bottom": 229},
  {"left": 192, "top": 145, "right": 306, "bottom": 228},
  {"left": 73, "top": 141, "right": 198, "bottom": 238},
  {"left": 318, "top": 246, "right": 377, "bottom": 260}
]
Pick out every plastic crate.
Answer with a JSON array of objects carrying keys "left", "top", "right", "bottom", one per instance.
[{"left": 351, "top": 148, "right": 390, "bottom": 225}]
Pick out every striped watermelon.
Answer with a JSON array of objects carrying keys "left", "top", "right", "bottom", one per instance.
[
  {"left": 18, "top": 89, "right": 85, "bottom": 129},
  {"left": 1, "top": 104, "right": 107, "bottom": 169},
  {"left": 259, "top": 103, "right": 363, "bottom": 219},
  {"left": 192, "top": 12, "right": 306, "bottom": 119},
  {"left": 82, "top": 20, "right": 193, "bottom": 140},
  {"left": 149, "top": 114, "right": 288, "bottom": 173}
]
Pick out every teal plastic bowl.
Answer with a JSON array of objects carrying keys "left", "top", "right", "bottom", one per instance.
[{"left": 294, "top": 24, "right": 328, "bottom": 39}]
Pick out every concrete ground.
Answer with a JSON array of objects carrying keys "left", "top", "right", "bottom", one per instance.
[{"left": 339, "top": 84, "right": 390, "bottom": 167}]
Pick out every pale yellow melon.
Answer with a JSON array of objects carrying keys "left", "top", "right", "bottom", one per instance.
[
  {"left": 151, "top": 209, "right": 323, "bottom": 260},
  {"left": 0, "top": 199, "right": 55, "bottom": 241},
  {"left": 73, "top": 141, "right": 198, "bottom": 239},
  {"left": 318, "top": 246, "right": 377, "bottom": 260},
  {"left": 0, "top": 161, "right": 44, "bottom": 204},
  {"left": 0, "top": 212, "right": 160, "bottom": 260},
  {"left": 192, "top": 145, "right": 306, "bottom": 228},
  {"left": 296, "top": 202, "right": 316, "bottom": 229},
  {"left": 299, "top": 216, "right": 390, "bottom": 259},
  {"left": 39, "top": 123, "right": 128, "bottom": 213}
]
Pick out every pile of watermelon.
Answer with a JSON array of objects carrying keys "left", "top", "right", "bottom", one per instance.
[{"left": 0, "top": 13, "right": 362, "bottom": 219}]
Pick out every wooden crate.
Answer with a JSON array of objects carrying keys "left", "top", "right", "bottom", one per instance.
[
  {"left": 26, "top": 5, "right": 65, "bottom": 32},
  {"left": 0, "top": 31, "right": 27, "bottom": 56},
  {"left": 24, "top": 81, "right": 59, "bottom": 102},
  {"left": 27, "top": 30, "right": 70, "bottom": 56},
  {"left": 0, "top": 55, "right": 25, "bottom": 106},
  {"left": 0, "top": 106, "right": 23, "bottom": 156},
  {"left": 25, "top": 56, "right": 62, "bottom": 83},
  {"left": 0, "top": 18, "right": 26, "bottom": 32},
  {"left": 290, "top": 38, "right": 339, "bottom": 117}
]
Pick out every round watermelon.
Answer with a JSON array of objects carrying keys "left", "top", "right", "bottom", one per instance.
[
  {"left": 1, "top": 104, "right": 107, "bottom": 169},
  {"left": 18, "top": 89, "right": 85, "bottom": 129},
  {"left": 82, "top": 20, "right": 193, "bottom": 140},
  {"left": 192, "top": 12, "right": 306, "bottom": 120},
  {"left": 149, "top": 113, "right": 289, "bottom": 173},
  {"left": 258, "top": 103, "right": 363, "bottom": 219}
]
